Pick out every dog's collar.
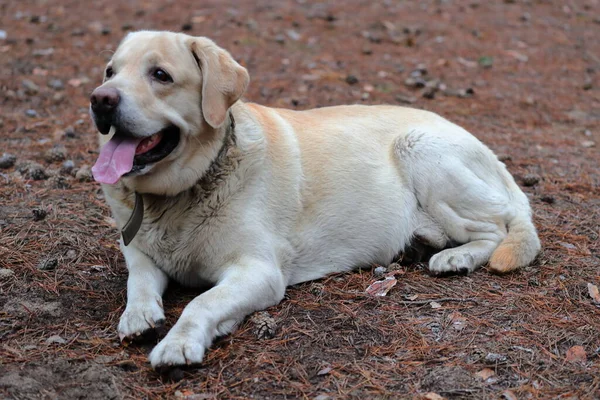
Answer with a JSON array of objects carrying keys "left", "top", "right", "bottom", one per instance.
[{"left": 121, "top": 112, "right": 236, "bottom": 246}]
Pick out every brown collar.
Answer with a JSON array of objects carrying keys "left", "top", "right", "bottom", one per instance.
[{"left": 121, "top": 112, "right": 236, "bottom": 246}]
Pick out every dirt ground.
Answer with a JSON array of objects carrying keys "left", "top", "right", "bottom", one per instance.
[{"left": 1, "top": 0, "right": 599, "bottom": 399}]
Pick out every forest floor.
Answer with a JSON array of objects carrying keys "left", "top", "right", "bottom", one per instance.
[{"left": 1, "top": 0, "right": 599, "bottom": 399}]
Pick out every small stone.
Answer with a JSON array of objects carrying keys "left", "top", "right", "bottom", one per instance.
[
  {"left": 75, "top": 165, "right": 93, "bottom": 182},
  {"left": 286, "top": 29, "right": 301, "bottom": 41},
  {"left": 101, "top": 27, "right": 111, "bottom": 35},
  {"left": 540, "top": 195, "right": 555, "bottom": 204},
  {"left": 22, "top": 79, "right": 39, "bottom": 95},
  {"left": 61, "top": 160, "right": 75, "bottom": 174},
  {"left": 63, "top": 126, "right": 77, "bottom": 138},
  {"left": 362, "top": 46, "right": 373, "bottom": 55},
  {"left": 25, "top": 109, "right": 38, "bottom": 118},
  {"left": 404, "top": 77, "right": 426, "bottom": 88},
  {"left": 0, "top": 153, "right": 17, "bottom": 169},
  {"left": 38, "top": 257, "right": 58, "bottom": 271},
  {"left": 46, "top": 334, "right": 67, "bottom": 344},
  {"left": 44, "top": 145, "right": 67, "bottom": 163},
  {"left": 250, "top": 311, "right": 277, "bottom": 339},
  {"left": 522, "top": 173, "right": 540, "bottom": 187},
  {"left": 581, "top": 140, "right": 595, "bottom": 148},
  {"left": 395, "top": 94, "right": 416, "bottom": 104},
  {"left": 181, "top": 22, "right": 192, "bottom": 31},
  {"left": 478, "top": 56, "right": 494, "bottom": 68},
  {"left": 65, "top": 249, "right": 77, "bottom": 259},
  {"left": 274, "top": 34, "right": 286, "bottom": 44},
  {"left": 422, "top": 87, "right": 438, "bottom": 99},
  {"left": 485, "top": 352, "right": 507, "bottom": 363},
  {"left": 0, "top": 269, "right": 15, "bottom": 279},
  {"left": 373, "top": 266, "right": 387, "bottom": 277},
  {"left": 32, "top": 208, "right": 47, "bottom": 221},
  {"left": 0, "top": 30, "right": 6, "bottom": 40},
  {"left": 345, "top": 75, "right": 359, "bottom": 85},
  {"left": 498, "top": 154, "right": 512, "bottom": 162},
  {"left": 47, "top": 79, "right": 64, "bottom": 90}
]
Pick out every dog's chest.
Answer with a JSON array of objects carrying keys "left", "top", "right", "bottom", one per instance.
[{"left": 132, "top": 193, "right": 233, "bottom": 285}]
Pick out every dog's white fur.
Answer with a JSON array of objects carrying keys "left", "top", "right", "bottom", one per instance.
[{"left": 93, "top": 31, "right": 541, "bottom": 369}]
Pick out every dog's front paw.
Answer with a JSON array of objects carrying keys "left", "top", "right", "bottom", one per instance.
[
  {"left": 148, "top": 324, "right": 207, "bottom": 369},
  {"left": 118, "top": 296, "right": 165, "bottom": 341}
]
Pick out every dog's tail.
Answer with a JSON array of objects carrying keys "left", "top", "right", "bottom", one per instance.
[{"left": 489, "top": 206, "right": 541, "bottom": 273}]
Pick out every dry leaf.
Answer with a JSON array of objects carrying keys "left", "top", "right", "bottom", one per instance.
[
  {"left": 423, "top": 393, "right": 445, "bottom": 400},
  {"left": 366, "top": 276, "right": 397, "bottom": 297},
  {"left": 317, "top": 366, "right": 332, "bottom": 376},
  {"left": 475, "top": 368, "right": 495, "bottom": 380},
  {"left": 587, "top": 283, "right": 600, "bottom": 303},
  {"left": 430, "top": 301, "right": 442, "bottom": 309},
  {"left": 565, "top": 345, "right": 587, "bottom": 363}
]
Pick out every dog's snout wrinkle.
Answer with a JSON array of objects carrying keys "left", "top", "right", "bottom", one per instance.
[{"left": 91, "top": 87, "right": 121, "bottom": 114}]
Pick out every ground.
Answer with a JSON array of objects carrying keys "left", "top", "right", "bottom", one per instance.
[{"left": 0, "top": 0, "right": 599, "bottom": 399}]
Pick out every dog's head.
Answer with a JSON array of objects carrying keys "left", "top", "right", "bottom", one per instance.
[{"left": 90, "top": 31, "right": 249, "bottom": 194}]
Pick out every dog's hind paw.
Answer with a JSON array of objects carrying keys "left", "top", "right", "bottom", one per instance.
[{"left": 118, "top": 296, "right": 165, "bottom": 341}]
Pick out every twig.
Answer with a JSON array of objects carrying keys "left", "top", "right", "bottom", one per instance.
[{"left": 396, "top": 297, "right": 479, "bottom": 305}]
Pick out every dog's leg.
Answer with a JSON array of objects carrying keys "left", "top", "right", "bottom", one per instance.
[
  {"left": 118, "top": 243, "right": 169, "bottom": 340},
  {"left": 148, "top": 256, "right": 285, "bottom": 368}
]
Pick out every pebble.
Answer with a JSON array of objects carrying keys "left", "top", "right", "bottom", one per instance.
[
  {"left": 47, "top": 79, "right": 64, "bottom": 90},
  {"left": 75, "top": 165, "right": 93, "bottom": 182},
  {"left": 38, "top": 257, "right": 58, "bottom": 271},
  {"left": 65, "top": 249, "right": 77, "bottom": 259},
  {"left": 0, "top": 30, "right": 6, "bottom": 40},
  {"left": 373, "top": 266, "right": 387, "bottom": 277},
  {"left": 395, "top": 94, "right": 416, "bottom": 104},
  {"left": 522, "top": 173, "right": 540, "bottom": 187},
  {"left": 0, "top": 268, "right": 15, "bottom": 279},
  {"left": 274, "top": 34, "right": 286, "bottom": 44},
  {"left": 44, "top": 145, "right": 67, "bottom": 163},
  {"left": 25, "top": 109, "right": 38, "bottom": 118},
  {"left": 581, "top": 140, "right": 595, "bottom": 148},
  {"left": 404, "top": 77, "right": 426, "bottom": 88},
  {"left": 22, "top": 79, "right": 39, "bottom": 94},
  {"left": 485, "top": 352, "right": 507, "bottom": 363},
  {"left": 32, "top": 208, "right": 47, "bottom": 221},
  {"left": 46, "top": 334, "right": 67, "bottom": 344},
  {"left": 345, "top": 75, "right": 359, "bottom": 85},
  {"left": 540, "top": 195, "right": 555, "bottom": 204},
  {"left": 0, "top": 153, "right": 16, "bottom": 169},
  {"left": 61, "top": 160, "right": 75, "bottom": 174}
]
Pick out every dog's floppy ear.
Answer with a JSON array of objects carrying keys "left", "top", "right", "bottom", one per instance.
[{"left": 189, "top": 37, "right": 249, "bottom": 128}]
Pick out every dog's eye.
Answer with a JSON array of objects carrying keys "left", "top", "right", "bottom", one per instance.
[
  {"left": 105, "top": 67, "right": 114, "bottom": 79},
  {"left": 152, "top": 68, "right": 173, "bottom": 83}
]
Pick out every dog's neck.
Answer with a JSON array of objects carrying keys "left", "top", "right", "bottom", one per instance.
[{"left": 121, "top": 111, "right": 238, "bottom": 245}]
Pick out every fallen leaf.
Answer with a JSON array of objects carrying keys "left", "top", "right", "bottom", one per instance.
[
  {"left": 565, "top": 345, "right": 587, "bottom": 363},
  {"left": 404, "top": 294, "right": 418, "bottom": 301},
  {"left": 588, "top": 283, "right": 600, "bottom": 302},
  {"left": 423, "top": 393, "right": 445, "bottom": 400},
  {"left": 475, "top": 368, "right": 495, "bottom": 380},
  {"left": 430, "top": 301, "right": 442, "bottom": 309},
  {"left": 317, "top": 366, "right": 332, "bottom": 376},
  {"left": 366, "top": 276, "right": 397, "bottom": 296},
  {"left": 502, "top": 390, "right": 518, "bottom": 400}
]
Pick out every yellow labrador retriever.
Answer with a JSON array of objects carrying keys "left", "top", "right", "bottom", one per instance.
[{"left": 89, "top": 31, "right": 540, "bottom": 369}]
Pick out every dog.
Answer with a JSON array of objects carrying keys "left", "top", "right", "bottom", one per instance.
[{"left": 89, "top": 31, "right": 541, "bottom": 369}]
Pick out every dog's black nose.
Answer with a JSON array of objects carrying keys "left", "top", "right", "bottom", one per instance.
[{"left": 90, "top": 87, "right": 120, "bottom": 114}]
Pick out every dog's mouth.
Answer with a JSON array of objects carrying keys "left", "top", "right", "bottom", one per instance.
[{"left": 92, "top": 125, "right": 180, "bottom": 185}]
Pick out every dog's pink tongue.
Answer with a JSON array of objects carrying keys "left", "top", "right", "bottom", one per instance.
[{"left": 92, "top": 136, "right": 143, "bottom": 184}]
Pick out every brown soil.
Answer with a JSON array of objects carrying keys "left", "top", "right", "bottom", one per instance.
[{"left": 1, "top": 0, "right": 599, "bottom": 399}]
